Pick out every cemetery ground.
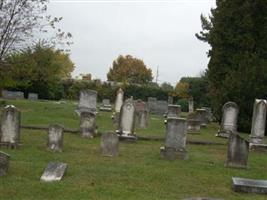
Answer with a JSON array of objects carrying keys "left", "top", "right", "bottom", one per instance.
[{"left": 0, "top": 100, "right": 267, "bottom": 200}]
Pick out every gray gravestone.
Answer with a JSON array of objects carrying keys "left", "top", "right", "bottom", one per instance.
[
  {"left": 225, "top": 134, "right": 249, "bottom": 169},
  {"left": 135, "top": 100, "right": 148, "bottom": 128},
  {"left": 40, "top": 162, "right": 67, "bottom": 182},
  {"left": 2, "top": 90, "right": 24, "bottom": 99},
  {"left": 47, "top": 124, "right": 64, "bottom": 152},
  {"left": 112, "top": 88, "right": 124, "bottom": 125},
  {"left": 188, "top": 97, "right": 194, "bottom": 113},
  {"left": 28, "top": 93, "right": 38, "bottom": 100},
  {"left": 250, "top": 99, "right": 267, "bottom": 146},
  {"left": 100, "top": 99, "right": 112, "bottom": 111},
  {"left": 80, "top": 111, "right": 96, "bottom": 138},
  {"left": 167, "top": 105, "right": 181, "bottom": 118},
  {"left": 196, "top": 108, "right": 209, "bottom": 128},
  {"left": 147, "top": 97, "right": 157, "bottom": 114},
  {"left": 156, "top": 100, "right": 168, "bottom": 115},
  {"left": 77, "top": 89, "right": 97, "bottom": 114},
  {"left": 161, "top": 117, "right": 188, "bottom": 160},
  {"left": 202, "top": 107, "right": 213, "bottom": 122},
  {"left": 187, "top": 119, "right": 201, "bottom": 133},
  {"left": 0, "top": 105, "right": 20, "bottom": 148},
  {"left": 217, "top": 102, "right": 239, "bottom": 138},
  {"left": 116, "top": 98, "right": 137, "bottom": 140},
  {"left": 232, "top": 177, "right": 267, "bottom": 194},
  {"left": 100, "top": 132, "right": 119, "bottom": 156},
  {"left": 0, "top": 151, "right": 10, "bottom": 176}
]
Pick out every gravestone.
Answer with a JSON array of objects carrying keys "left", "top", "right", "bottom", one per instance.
[
  {"left": 100, "top": 132, "right": 119, "bottom": 156},
  {"left": 196, "top": 109, "right": 209, "bottom": 128},
  {"left": 167, "top": 105, "right": 181, "bottom": 118},
  {"left": 168, "top": 96, "right": 173, "bottom": 104},
  {"left": 0, "top": 151, "right": 10, "bottom": 176},
  {"left": 0, "top": 105, "right": 21, "bottom": 148},
  {"left": 47, "top": 124, "right": 64, "bottom": 152},
  {"left": 188, "top": 97, "right": 194, "bottom": 113},
  {"left": 116, "top": 98, "right": 137, "bottom": 140},
  {"left": 112, "top": 88, "right": 124, "bottom": 125},
  {"left": 2, "top": 90, "right": 24, "bottom": 99},
  {"left": 202, "top": 107, "right": 213, "bottom": 122},
  {"left": 217, "top": 102, "right": 239, "bottom": 138},
  {"left": 156, "top": 100, "right": 168, "bottom": 115},
  {"left": 161, "top": 117, "right": 188, "bottom": 160},
  {"left": 80, "top": 111, "right": 96, "bottom": 138},
  {"left": 232, "top": 177, "right": 267, "bottom": 194},
  {"left": 250, "top": 99, "right": 267, "bottom": 147},
  {"left": 40, "top": 162, "right": 67, "bottom": 182},
  {"left": 99, "top": 99, "right": 112, "bottom": 112},
  {"left": 147, "top": 97, "right": 157, "bottom": 114},
  {"left": 28, "top": 93, "right": 38, "bottom": 100},
  {"left": 77, "top": 89, "right": 97, "bottom": 114},
  {"left": 135, "top": 100, "right": 148, "bottom": 128},
  {"left": 225, "top": 134, "right": 249, "bottom": 169},
  {"left": 187, "top": 119, "right": 201, "bottom": 133}
]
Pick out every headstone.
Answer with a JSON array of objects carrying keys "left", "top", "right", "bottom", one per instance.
[
  {"left": 167, "top": 105, "right": 181, "bottom": 118},
  {"left": 112, "top": 88, "right": 124, "bottom": 125},
  {"left": 47, "top": 124, "right": 64, "bottom": 152},
  {"left": 135, "top": 100, "right": 148, "bottom": 128},
  {"left": 188, "top": 97, "right": 194, "bottom": 113},
  {"left": 147, "top": 97, "right": 157, "bottom": 114},
  {"left": 168, "top": 96, "right": 173, "bottom": 104},
  {"left": 40, "top": 162, "right": 67, "bottom": 182},
  {"left": 250, "top": 99, "right": 267, "bottom": 146},
  {"left": 0, "top": 105, "right": 21, "bottom": 148},
  {"left": 2, "top": 90, "right": 24, "bottom": 99},
  {"left": 225, "top": 134, "right": 249, "bottom": 169},
  {"left": 202, "top": 107, "right": 213, "bottom": 122},
  {"left": 77, "top": 89, "right": 97, "bottom": 114},
  {"left": 232, "top": 177, "right": 267, "bottom": 194},
  {"left": 196, "top": 108, "right": 209, "bottom": 128},
  {"left": 100, "top": 132, "right": 119, "bottom": 156},
  {"left": 217, "top": 102, "right": 239, "bottom": 138},
  {"left": 28, "top": 93, "right": 38, "bottom": 100},
  {"left": 160, "top": 117, "right": 188, "bottom": 160},
  {"left": 0, "top": 151, "right": 10, "bottom": 176},
  {"left": 99, "top": 99, "right": 112, "bottom": 112},
  {"left": 187, "top": 119, "right": 201, "bottom": 133},
  {"left": 156, "top": 100, "right": 168, "bottom": 115},
  {"left": 80, "top": 111, "right": 96, "bottom": 138},
  {"left": 116, "top": 98, "right": 137, "bottom": 140}
]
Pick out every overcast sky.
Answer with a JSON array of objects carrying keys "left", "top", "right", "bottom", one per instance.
[{"left": 48, "top": 0, "right": 216, "bottom": 85}]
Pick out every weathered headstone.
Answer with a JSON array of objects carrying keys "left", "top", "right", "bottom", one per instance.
[
  {"left": 77, "top": 89, "right": 97, "bottom": 114},
  {"left": 147, "top": 97, "right": 157, "bottom": 114},
  {"left": 0, "top": 151, "right": 10, "bottom": 176},
  {"left": 40, "top": 162, "right": 67, "bottom": 182},
  {"left": 0, "top": 105, "right": 20, "bottom": 148},
  {"left": 217, "top": 102, "right": 239, "bottom": 138},
  {"left": 135, "top": 100, "right": 148, "bottom": 128},
  {"left": 100, "top": 132, "right": 119, "bottom": 156},
  {"left": 28, "top": 93, "right": 38, "bottom": 100},
  {"left": 156, "top": 100, "right": 168, "bottom": 115},
  {"left": 2, "top": 90, "right": 24, "bottom": 99},
  {"left": 187, "top": 119, "right": 201, "bottom": 133},
  {"left": 80, "top": 111, "right": 96, "bottom": 138},
  {"left": 161, "top": 117, "right": 188, "bottom": 160},
  {"left": 202, "top": 107, "right": 213, "bottom": 122},
  {"left": 196, "top": 108, "right": 209, "bottom": 128},
  {"left": 116, "top": 98, "right": 137, "bottom": 140},
  {"left": 188, "top": 97, "right": 194, "bottom": 113},
  {"left": 250, "top": 99, "right": 267, "bottom": 148},
  {"left": 47, "top": 124, "right": 64, "bottom": 152},
  {"left": 225, "top": 134, "right": 249, "bottom": 169},
  {"left": 99, "top": 99, "right": 112, "bottom": 111},
  {"left": 112, "top": 88, "right": 124, "bottom": 125},
  {"left": 232, "top": 177, "right": 267, "bottom": 194},
  {"left": 167, "top": 105, "right": 181, "bottom": 118}
]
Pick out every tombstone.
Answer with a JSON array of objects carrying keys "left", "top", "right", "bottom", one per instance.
[
  {"left": 195, "top": 108, "right": 209, "bottom": 128},
  {"left": 156, "top": 100, "right": 168, "bottom": 115},
  {"left": 232, "top": 177, "right": 267, "bottom": 194},
  {"left": 0, "top": 151, "right": 10, "bottom": 176},
  {"left": 2, "top": 90, "right": 24, "bottom": 99},
  {"left": 0, "top": 105, "right": 21, "bottom": 148},
  {"left": 112, "top": 88, "right": 124, "bottom": 125},
  {"left": 160, "top": 117, "right": 188, "bottom": 160},
  {"left": 187, "top": 119, "right": 201, "bottom": 133},
  {"left": 147, "top": 97, "right": 157, "bottom": 114},
  {"left": 77, "top": 89, "right": 97, "bottom": 114},
  {"left": 28, "top": 93, "right": 38, "bottom": 100},
  {"left": 202, "top": 107, "right": 213, "bottom": 122},
  {"left": 40, "top": 162, "right": 67, "bottom": 182},
  {"left": 116, "top": 98, "right": 137, "bottom": 140},
  {"left": 217, "top": 102, "right": 239, "bottom": 138},
  {"left": 167, "top": 105, "right": 181, "bottom": 118},
  {"left": 168, "top": 96, "right": 173, "bottom": 104},
  {"left": 225, "top": 134, "right": 249, "bottom": 169},
  {"left": 135, "top": 100, "right": 148, "bottom": 128},
  {"left": 100, "top": 132, "right": 119, "bottom": 156},
  {"left": 47, "top": 124, "right": 64, "bottom": 152},
  {"left": 250, "top": 99, "right": 267, "bottom": 147},
  {"left": 188, "top": 97, "right": 194, "bottom": 113},
  {"left": 80, "top": 111, "right": 96, "bottom": 138},
  {"left": 99, "top": 99, "right": 112, "bottom": 112}
]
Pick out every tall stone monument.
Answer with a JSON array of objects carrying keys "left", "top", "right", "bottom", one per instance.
[
  {"left": 217, "top": 102, "right": 239, "bottom": 138},
  {"left": 47, "top": 124, "right": 64, "bottom": 152},
  {"left": 112, "top": 88, "right": 124, "bottom": 125},
  {"left": 188, "top": 97, "right": 194, "bottom": 113}
]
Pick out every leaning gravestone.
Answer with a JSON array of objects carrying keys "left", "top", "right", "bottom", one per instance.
[
  {"left": 217, "top": 102, "right": 239, "bottom": 138},
  {"left": 100, "top": 132, "right": 119, "bottom": 156},
  {"left": 99, "top": 99, "right": 112, "bottom": 112},
  {"left": 28, "top": 93, "right": 38, "bottom": 100},
  {"left": 0, "top": 151, "right": 10, "bottom": 176},
  {"left": 80, "top": 111, "right": 96, "bottom": 138},
  {"left": 135, "top": 100, "right": 148, "bottom": 128},
  {"left": 232, "top": 177, "right": 267, "bottom": 194},
  {"left": 77, "top": 89, "right": 97, "bottom": 114},
  {"left": 167, "top": 105, "right": 181, "bottom": 118},
  {"left": 47, "top": 124, "right": 64, "bottom": 152},
  {"left": 116, "top": 98, "right": 137, "bottom": 140},
  {"left": 112, "top": 88, "right": 124, "bottom": 125},
  {"left": 188, "top": 97, "right": 194, "bottom": 113},
  {"left": 250, "top": 99, "right": 267, "bottom": 149},
  {"left": 0, "top": 105, "right": 21, "bottom": 148},
  {"left": 40, "top": 162, "right": 67, "bottom": 182},
  {"left": 225, "top": 134, "right": 249, "bottom": 169},
  {"left": 161, "top": 117, "right": 188, "bottom": 160}
]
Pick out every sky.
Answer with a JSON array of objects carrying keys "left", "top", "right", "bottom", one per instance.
[{"left": 48, "top": 0, "right": 216, "bottom": 86}]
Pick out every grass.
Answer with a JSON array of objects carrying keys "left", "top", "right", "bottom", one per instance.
[{"left": 0, "top": 99, "right": 267, "bottom": 200}]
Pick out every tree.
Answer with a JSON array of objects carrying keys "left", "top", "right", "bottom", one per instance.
[
  {"left": 175, "top": 82, "right": 189, "bottom": 99},
  {"left": 107, "top": 55, "right": 153, "bottom": 84},
  {"left": 160, "top": 82, "right": 174, "bottom": 92},
  {"left": 0, "top": 0, "right": 72, "bottom": 61},
  {"left": 196, "top": 0, "right": 267, "bottom": 131}
]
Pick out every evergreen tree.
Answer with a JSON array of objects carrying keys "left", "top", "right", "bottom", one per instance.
[{"left": 196, "top": 0, "right": 267, "bottom": 131}]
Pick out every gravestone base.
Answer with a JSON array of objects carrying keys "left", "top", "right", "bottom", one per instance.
[
  {"left": 160, "top": 147, "right": 188, "bottom": 160},
  {"left": 0, "top": 151, "right": 10, "bottom": 176},
  {"left": 116, "top": 131, "right": 137, "bottom": 142},
  {"left": 225, "top": 162, "right": 248, "bottom": 169},
  {"left": 0, "top": 142, "right": 20, "bottom": 149},
  {"left": 249, "top": 143, "right": 267, "bottom": 152},
  {"left": 232, "top": 177, "right": 267, "bottom": 194},
  {"left": 99, "top": 106, "right": 112, "bottom": 112},
  {"left": 216, "top": 131, "right": 230, "bottom": 138},
  {"left": 249, "top": 137, "right": 264, "bottom": 145}
]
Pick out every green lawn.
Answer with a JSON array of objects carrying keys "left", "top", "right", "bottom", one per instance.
[{"left": 0, "top": 99, "right": 267, "bottom": 200}]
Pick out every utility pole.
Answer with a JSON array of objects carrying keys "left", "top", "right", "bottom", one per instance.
[{"left": 155, "top": 66, "right": 159, "bottom": 84}]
